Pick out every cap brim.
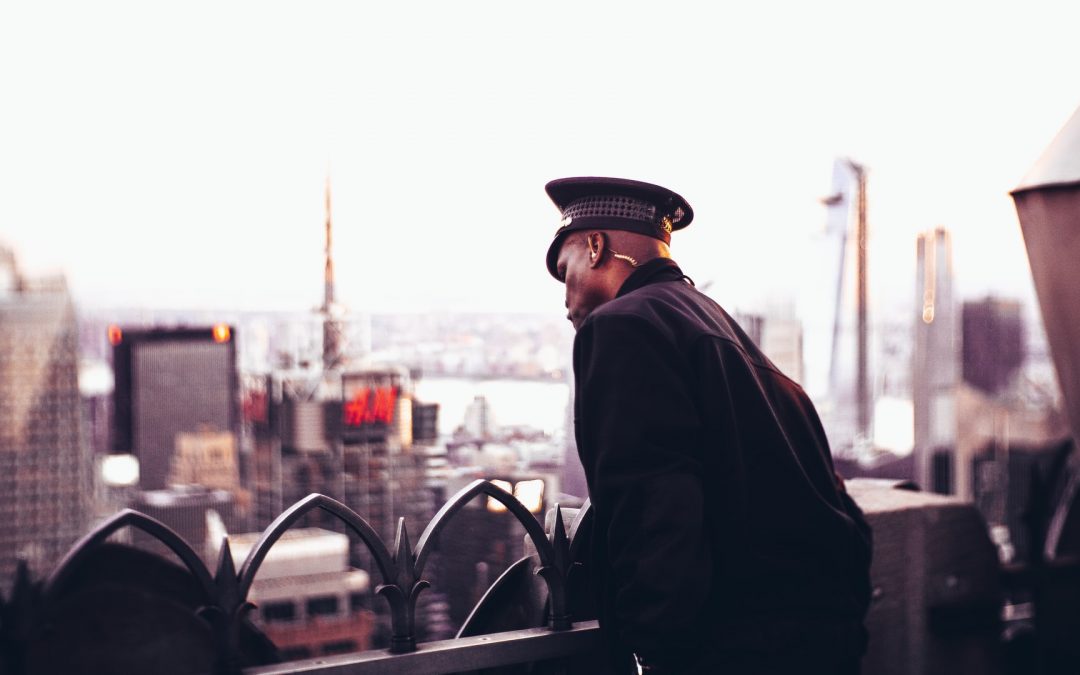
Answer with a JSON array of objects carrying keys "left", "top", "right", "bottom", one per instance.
[{"left": 546, "top": 229, "right": 571, "bottom": 280}]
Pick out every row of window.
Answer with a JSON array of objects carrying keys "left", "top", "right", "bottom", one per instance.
[{"left": 260, "top": 592, "right": 368, "bottom": 623}]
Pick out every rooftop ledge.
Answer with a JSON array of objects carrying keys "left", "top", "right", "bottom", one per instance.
[{"left": 247, "top": 622, "right": 601, "bottom": 675}]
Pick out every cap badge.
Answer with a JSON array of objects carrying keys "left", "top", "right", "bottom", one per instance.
[
  {"left": 558, "top": 215, "right": 573, "bottom": 230},
  {"left": 660, "top": 216, "right": 673, "bottom": 234}
]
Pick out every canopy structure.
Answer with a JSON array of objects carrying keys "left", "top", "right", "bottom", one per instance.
[{"left": 1012, "top": 105, "right": 1080, "bottom": 442}]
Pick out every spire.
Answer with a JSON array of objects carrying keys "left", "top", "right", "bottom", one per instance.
[
  {"left": 324, "top": 175, "right": 335, "bottom": 308},
  {"left": 322, "top": 173, "right": 342, "bottom": 370}
]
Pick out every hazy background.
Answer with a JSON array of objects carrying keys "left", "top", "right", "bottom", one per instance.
[{"left": 2, "top": 0, "right": 1078, "bottom": 317}]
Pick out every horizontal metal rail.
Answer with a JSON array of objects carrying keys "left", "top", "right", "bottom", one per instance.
[
  {"left": 244, "top": 621, "right": 601, "bottom": 675},
  {"left": 0, "top": 486, "right": 596, "bottom": 673}
]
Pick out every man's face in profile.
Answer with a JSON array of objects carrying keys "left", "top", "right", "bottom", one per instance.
[{"left": 556, "top": 233, "right": 608, "bottom": 331}]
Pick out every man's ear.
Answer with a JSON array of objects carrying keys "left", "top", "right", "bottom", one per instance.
[{"left": 587, "top": 232, "right": 606, "bottom": 269}]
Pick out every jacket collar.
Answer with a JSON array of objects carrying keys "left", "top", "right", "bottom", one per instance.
[{"left": 616, "top": 257, "right": 691, "bottom": 298}]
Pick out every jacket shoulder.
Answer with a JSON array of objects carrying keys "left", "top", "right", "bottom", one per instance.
[
  {"left": 588, "top": 280, "right": 736, "bottom": 343},
  {"left": 587, "top": 282, "right": 792, "bottom": 383}
]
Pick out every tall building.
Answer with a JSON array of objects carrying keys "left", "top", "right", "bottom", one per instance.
[
  {"left": 320, "top": 176, "right": 347, "bottom": 371},
  {"left": 962, "top": 297, "right": 1025, "bottom": 396},
  {"left": 803, "top": 158, "right": 873, "bottom": 458},
  {"left": 254, "top": 365, "right": 449, "bottom": 645},
  {"left": 732, "top": 309, "right": 802, "bottom": 385},
  {"left": 111, "top": 325, "right": 239, "bottom": 490},
  {"left": 463, "top": 395, "right": 495, "bottom": 441},
  {"left": 340, "top": 367, "right": 432, "bottom": 557},
  {"left": 958, "top": 299, "right": 1064, "bottom": 535},
  {"left": 913, "top": 227, "right": 959, "bottom": 494},
  {"left": 759, "top": 306, "right": 804, "bottom": 386},
  {"left": 411, "top": 400, "right": 439, "bottom": 445},
  {"left": 342, "top": 367, "right": 449, "bottom": 643},
  {"left": 242, "top": 186, "right": 451, "bottom": 646},
  {"left": 731, "top": 311, "right": 765, "bottom": 347},
  {"left": 0, "top": 254, "right": 92, "bottom": 587}
]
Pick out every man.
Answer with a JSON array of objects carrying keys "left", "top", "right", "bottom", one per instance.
[{"left": 545, "top": 177, "right": 872, "bottom": 674}]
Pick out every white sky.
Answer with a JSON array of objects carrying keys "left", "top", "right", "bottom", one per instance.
[{"left": 1, "top": 1, "right": 1078, "bottom": 317}]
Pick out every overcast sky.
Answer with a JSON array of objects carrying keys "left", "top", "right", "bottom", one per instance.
[{"left": 2, "top": 1, "right": 1078, "bottom": 319}]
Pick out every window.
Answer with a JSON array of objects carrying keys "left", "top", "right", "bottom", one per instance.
[
  {"left": 306, "top": 595, "right": 339, "bottom": 617},
  {"left": 261, "top": 601, "right": 296, "bottom": 623},
  {"left": 932, "top": 449, "right": 953, "bottom": 495}
]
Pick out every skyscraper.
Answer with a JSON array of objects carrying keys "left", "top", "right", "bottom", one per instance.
[
  {"left": 804, "top": 158, "right": 873, "bottom": 458},
  {"left": 258, "top": 365, "right": 447, "bottom": 645},
  {"left": 759, "top": 305, "right": 804, "bottom": 386},
  {"left": 321, "top": 175, "right": 346, "bottom": 370},
  {"left": 340, "top": 367, "right": 432, "bottom": 559},
  {"left": 0, "top": 253, "right": 92, "bottom": 587},
  {"left": 463, "top": 395, "right": 495, "bottom": 441},
  {"left": 913, "top": 227, "right": 958, "bottom": 493},
  {"left": 962, "top": 297, "right": 1025, "bottom": 396},
  {"left": 111, "top": 325, "right": 239, "bottom": 490}
]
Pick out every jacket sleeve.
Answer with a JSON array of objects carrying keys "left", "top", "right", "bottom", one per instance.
[{"left": 574, "top": 312, "right": 711, "bottom": 663}]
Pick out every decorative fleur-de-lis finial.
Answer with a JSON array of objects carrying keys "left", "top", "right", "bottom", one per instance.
[
  {"left": 535, "top": 504, "right": 574, "bottom": 631},
  {"left": 198, "top": 538, "right": 253, "bottom": 674},
  {"left": 376, "top": 518, "right": 430, "bottom": 654}
]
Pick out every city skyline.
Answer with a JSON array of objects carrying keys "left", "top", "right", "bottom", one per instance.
[
  {"left": 2, "top": 5, "right": 1079, "bottom": 672},
  {"left": 2, "top": 2, "right": 1078, "bottom": 319}
]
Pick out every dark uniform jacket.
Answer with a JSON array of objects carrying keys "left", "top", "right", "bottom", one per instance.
[{"left": 572, "top": 258, "right": 872, "bottom": 674}]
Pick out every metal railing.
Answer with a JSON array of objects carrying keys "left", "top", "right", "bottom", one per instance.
[{"left": 0, "top": 479, "right": 597, "bottom": 674}]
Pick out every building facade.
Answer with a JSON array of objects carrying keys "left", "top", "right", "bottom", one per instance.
[
  {"left": 962, "top": 297, "right": 1025, "bottom": 396},
  {"left": 251, "top": 365, "right": 450, "bottom": 645},
  {"left": 111, "top": 325, "right": 239, "bottom": 491},
  {"left": 913, "top": 227, "right": 959, "bottom": 494},
  {"left": 0, "top": 261, "right": 92, "bottom": 588}
]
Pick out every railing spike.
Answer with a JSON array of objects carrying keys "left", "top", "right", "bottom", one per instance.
[
  {"left": 10, "top": 558, "right": 34, "bottom": 606},
  {"left": 216, "top": 538, "right": 237, "bottom": 582},
  {"left": 394, "top": 517, "right": 413, "bottom": 570},
  {"left": 551, "top": 505, "right": 569, "bottom": 550},
  {"left": 214, "top": 538, "right": 242, "bottom": 611}
]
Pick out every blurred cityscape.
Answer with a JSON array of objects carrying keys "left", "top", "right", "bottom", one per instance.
[{"left": 0, "top": 157, "right": 1071, "bottom": 665}]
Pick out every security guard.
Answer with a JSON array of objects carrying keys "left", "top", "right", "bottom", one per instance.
[{"left": 546, "top": 177, "right": 872, "bottom": 674}]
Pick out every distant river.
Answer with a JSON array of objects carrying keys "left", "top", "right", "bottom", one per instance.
[{"left": 413, "top": 378, "right": 570, "bottom": 438}]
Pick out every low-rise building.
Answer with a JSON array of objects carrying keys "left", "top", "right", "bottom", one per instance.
[{"left": 221, "top": 527, "right": 374, "bottom": 660}]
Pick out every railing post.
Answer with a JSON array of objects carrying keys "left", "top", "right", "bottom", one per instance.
[
  {"left": 541, "top": 505, "right": 574, "bottom": 631},
  {"left": 375, "top": 518, "right": 429, "bottom": 653}
]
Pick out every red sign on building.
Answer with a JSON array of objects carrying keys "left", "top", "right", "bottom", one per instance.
[{"left": 343, "top": 387, "right": 398, "bottom": 427}]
